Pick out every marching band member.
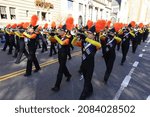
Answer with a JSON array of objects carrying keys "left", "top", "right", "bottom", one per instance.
[
  {"left": 100, "top": 23, "right": 122, "bottom": 84},
  {"left": 51, "top": 17, "right": 73, "bottom": 92},
  {"left": 23, "top": 15, "right": 41, "bottom": 77},
  {"left": 72, "top": 20, "right": 102, "bottom": 100}
]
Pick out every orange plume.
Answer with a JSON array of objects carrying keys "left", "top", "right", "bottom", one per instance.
[
  {"left": 38, "top": 26, "right": 42, "bottom": 30},
  {"left": 6, "top": 24, "right": 11, "bottom": 28},
  {"left": 51, "top": 21, "right": 56, "bottom": 28},
  {"left": 130, "top": 21, "right": 136, "bottom": 27},
  {"left": 17, "top": 22, "right": 24, "bottom": 28},
  {"left": 58, "top": 23, "right": 62, "bottom": 29},
  {"left": 11, "top": 24, "right": 17, "bottom": 29},
  {"left": 23, "top": 22, "right": 30, "bottom": 29},
  {"left": 87, "top": 20, "right": 93, "bottom": 30},
  {"left": 114, "top": 23, "right": 123, "bottom": 32},
  {"left": 30, "top": 15, "right": 39, "bottom": 27},
  {"left": 139, "top": 23, "right": 144, "bottom": 28},
  {"left": 106, "top": 20, "right": 111, "bottom": 28},
  {"left": 44, "top": 23, "right": 48, "bottom": 29},
  {"left": 95, "top": 20, "right": 106, "bottom": 33},
  {"left": 66, "top": 16, "right": 74, "bottom": 31}
]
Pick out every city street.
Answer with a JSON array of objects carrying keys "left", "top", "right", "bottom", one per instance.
[{"left": 0, "top": 36, "right": 150, "bottom": 100}]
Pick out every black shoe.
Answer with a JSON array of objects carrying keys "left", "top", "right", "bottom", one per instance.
[
  {"left": 41, "top": 51, "right": 44, "bottom": 53},
  {"left": 66, "top": 75, "right": 72, "bottom": 82},
  {"left": 24, "top": 73, "right": 31, "bottom": 77},
  {"left": 79, "top": 91, "right": 93, "bottom": 100},
  {"left": 15, "top": 61, "right": 20, "bottom": 64},
  {"left": 51, "top": 86, "right": 60, "bottom": 92},
  {"left": 78, "top": 70, "right": 82, "bottom": 75},
  {"left": 68, "top": 57, "right": 72, "bottom": 60},
  {"left": 7, "top": 52, "right": 12, "bottom": 55},
  {"left": 102, "top": 80, "right": 107, "bottom": 85},
  {"left": 12, "top": 55, "right": 17, "bottom": 58},
  {"left": 49, "top": 54, "right": 52, "bottom": 57},
  {"left": 34, "top": 68, "right": 41, "bottom": 73},
  {"left": 2, "top": 49, "right": 5, "bottom": 51},
  {"left": 120, "top": 63, "right": 123, "bottom": 66}
]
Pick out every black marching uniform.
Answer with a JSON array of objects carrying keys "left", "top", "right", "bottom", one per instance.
[
  {"left": 52, "top": 33, "right": 71, "bottom": 91},
  {"left": 41, "top": 32, "right": 48, "bottom": 53},
  {"left": 120, "top": 27, "right": 133, "bottom": 65},
  {"left": 101, "top": 29, "right": 120, "bottom": 84},
  {"left": 72, "top": 25, "right": 101, "bottom": 100},
  {"left": 2, "top": 29, "right": 10, "bottom": 51},
  {"left": 24, "top": 32, "right": 41, "bottom": 76},
  {"left": 15, "top": 31, "right": 28, "bottom": 64},
  {"left": 49, "top": 31, "right": 57, "bottom": 57},
  {"left": 131, "top": 28, "right": 138, "bottom": 53}
]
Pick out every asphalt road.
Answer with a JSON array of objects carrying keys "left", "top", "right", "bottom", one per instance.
[{"left": 0, "top": 36, "right": 150, "bottom": 100}]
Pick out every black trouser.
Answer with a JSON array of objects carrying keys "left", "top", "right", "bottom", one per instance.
[
  {"left": 80, "top": 57, "right": 94, "bottom": 98},
  {"left": 13, "top": 37, "right": 20, "bottom": 57},
  {"left": 26, "top": 46, "right": 40, "bottom": 75},
  {"left": 70, "top": 44, "right": 74, "bottom": 50},
  {"left": 50, "top": 42, "right": 57, "bottom": 56},
  {"left": 8, "top": 38, "right": 16, "bottom": 54},
  {"left": 143, "top": 32, "right": 149, "bottom": 42},
  {"left": 54, "top": 51, "right": 71, "bottom": 88},
  {"left": 15, "top": 39, "right": 28, "bottom": 63},
  {"left": 67, "top": 47, "right": 71, "bottom": 59},
  {"left": 41, "top": 40, "right": 47, "bottom": 52},
  {"left": 37, "top": 39, "right": 41, "bottom": 48},
  {"left": 138, "top": 35, "right": 142, "bottom": 45},
  {"left": 121, "top": 42, "right": 130, "bottom": 64},
  {"left": 103, "top": 50, "right": 116, "bottom": 82},
  {"left": 117, "top": 43, "right": 121, "bottom": 51},
  {"left": 3, "top": 37, "right": 9, "bottom": 51},
  {"left": 132, "top": 39, "right": 138, "bottom": 53}
]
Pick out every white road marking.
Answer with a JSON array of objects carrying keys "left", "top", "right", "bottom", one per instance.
[
  {"left": 128, "top": 68, "right": 135, "bottom": 76},
  {"left": 114, "top": 61, "right": 139, "bottom": 100},
  {"left": 142, "top": 49, "right": 146, "bottom": 52},
  {"left": 121, "top": 75, "right": 132, "bottom": 87},
  {"left": 139, "top": 54, "right": 143, "bottom": 57},
  {"left": 145, "top": 46, "right": 147, "bottom": 47},
  {"left": 147, "top": 95, "right": 150, "bottom": 100},
  {"left": 133, "top": 61, "right": 139, "bottom": 67},
  {"left": 113, "top": 86, "right": 125, "bottom": 100}
]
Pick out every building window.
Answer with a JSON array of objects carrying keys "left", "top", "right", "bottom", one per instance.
[
  {"left": 89, "top": 6, "right": 93, "bottom": 20},
  {"left": 79, "top": 3, "right": 83, "bottom": 13},
  {"left": 0, "top": 6, "right": 7, "bottom": 19},
  {"left": 68, "top": 0, "right": 73, "bottom": 11},
  {"left": 37, "top": 11, "right": 40, "bottom": 17},
  {"left": 26, "top": 10, "right": 29, "bottom": 17},
  {"left": 100, "top": 9, "right": 103, "bottom": 19},
  {"left": 84, "top": 5, "right": 87, "bottom": 25},
  {"left": 95, "top": 7, "right": 98, "bottom": 20},
  {"left": 42, "top": 12, "right": 46, "bottom": 21},
  {"left": 78, "top": 15, "right": 83, "bottom": 28},
  {"left": 9, "top": 7, "right": 16, "bottom": 20}
]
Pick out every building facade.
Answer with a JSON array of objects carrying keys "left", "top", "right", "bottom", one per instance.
[
  {"left": 110, "top": 0, "right": 120, "bottom": 23},
  {"left": 118, "top": 0, "right": 150, "bottom": 24},
  {"left": 0, "top": 0, "right": 112, "bottom": 27}
]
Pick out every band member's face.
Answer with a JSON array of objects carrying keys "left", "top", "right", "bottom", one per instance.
[
  {"left": 28, "top": 28, "right": 34, "bottom": 33},
  {"left": 87, "top": 32, "right": 95, "bottom": 39},
  {"left": 58, "top": 30, "right": 65, "bottom": 36}
]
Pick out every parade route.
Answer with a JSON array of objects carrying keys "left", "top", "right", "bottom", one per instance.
[{"left": 0, "top": 36, "right": 150, "bottom": 100}]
